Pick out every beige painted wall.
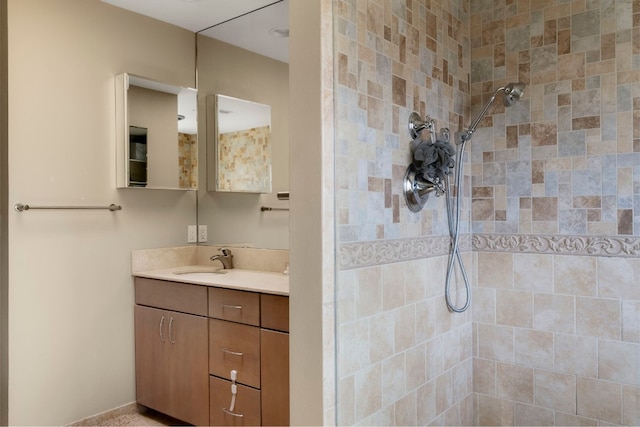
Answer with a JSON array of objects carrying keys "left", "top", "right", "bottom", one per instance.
[
  {"left": 0, "top": 0, "right": 8, "bottom": 424},
  {"left": 7, "top": 1, "right": 196, "bottom": 424},
  {"left": 289, "top": 0, "right": 336, "bottom": 424},
  {"left": 196, "top": 35, "right": 289, "bottom": 250}
]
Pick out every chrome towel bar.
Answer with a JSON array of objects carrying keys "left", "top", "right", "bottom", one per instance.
[
  {"left": 260, "top": 206, "right": 289, "bottom": 212},
  {"left": 14, "top": 203, "right": 122, "bottom": 212}
]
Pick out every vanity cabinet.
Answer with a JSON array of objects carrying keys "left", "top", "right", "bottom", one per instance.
[
  {"left": 134, "top": 278, "right": 209, "bottom": 426},
  {"left": 208, "top": 289, "right": 290, "bottom": 426},
  {"left": 134, "top": 277, "right": 289, "bottom": 426}
]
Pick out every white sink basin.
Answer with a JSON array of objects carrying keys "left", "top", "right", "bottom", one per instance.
[
  {"left": 173, "top": 271, "right": 229, "bottom": 279},
  {"left": 173, "top": 269, "right": 228, "bottom": 275}
]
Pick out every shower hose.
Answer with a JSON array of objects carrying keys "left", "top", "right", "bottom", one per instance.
[{"left": 444, "top": 138, "right": 471, "bottom": 313}]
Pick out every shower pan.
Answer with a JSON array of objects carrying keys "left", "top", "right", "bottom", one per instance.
[{"left": 404, "top": 82, "right": 526, "bottom": 312}]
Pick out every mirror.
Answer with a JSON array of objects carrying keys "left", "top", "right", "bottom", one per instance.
[
  {"left": 115, "top": 73, "right": 198, "bottom": 190},
  {"left": 196, "top": 30, "right": 289, "bottom": 250},
  {"left": 208, "top": 94, "right": 272, "bottom": 193}
]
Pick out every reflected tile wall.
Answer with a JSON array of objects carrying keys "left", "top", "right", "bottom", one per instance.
[
  {"left": 217, "top": 126, "right": 271, "bottom": 192},
  {"left": 178, "top": 132, "right": 197, "bottom": 189}
]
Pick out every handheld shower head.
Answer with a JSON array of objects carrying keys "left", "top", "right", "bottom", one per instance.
[
  {"left": 458, "top": 81, "right": 526, "bottom": 144},
  {"left": 503, "top": 82, "right": 525, "bottom": 107}
]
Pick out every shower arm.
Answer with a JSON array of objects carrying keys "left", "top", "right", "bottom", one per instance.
[{"left": 458, "top": 86, "right": 506, "bottom": 144}]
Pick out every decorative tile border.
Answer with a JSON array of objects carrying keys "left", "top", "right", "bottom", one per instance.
[
  {"left": 338, "top": 235, "right": 471, "bottom": 270},
  {"left": 338, "top": 233, "right": 640, "bottom": 269},
  {"left": 473, "top": 234, "right": 640, "bottom": 258}
]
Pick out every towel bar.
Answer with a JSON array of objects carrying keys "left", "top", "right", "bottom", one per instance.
[
  {"left": 14, "top": 203, "right": 122, "bottom": 212},
  {"left": 260, "top": 206, "right": 289, "bottom": 212}
]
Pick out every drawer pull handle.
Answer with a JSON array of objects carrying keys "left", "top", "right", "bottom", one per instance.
[
  {"left": 221, "top": 304, "right": 243, "bottom": 310},
  {"left": 222, "top": 348, "right": 243, "bottom": 357},
  {"left": 159, "top": 316, "right": 166, "bottom": 342},
  {"left": 222, "top": 408, "right": 244, "bottom": 418},
  {"left": 168, "top": 317, "right": 175, "bottom": 344}
]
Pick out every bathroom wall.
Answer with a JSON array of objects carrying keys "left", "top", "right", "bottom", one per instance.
[
  {"left": 469, "top": 0, "right": 640, "bottom": 425},
  {"left": 196, "top": 35, "right": 289, "bottom": 250},
  {"left": 334, "top": 0, "right": 475, "bottom": 424},
  {"left": 7, "top": 1, "right": 196, "bottom": 424},
  {"left": 289, "top": 1, "right": 336, "bottom": 424},
  {"left": 0, "top": 0, "right": 7, "bottom": 424}
]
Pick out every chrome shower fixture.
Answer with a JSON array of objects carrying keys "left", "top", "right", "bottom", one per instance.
[
  {"left": 408, "top": 112, "right": 435, "bottom": 140},
  {"left": 458, "top": 81, "right": 525, "bottom": 144},
  {"left": 503, "top": 81, "right": 525, "bottom": 107},
  {"left": 442, "top": 82, "right": 524, "bottom": 313},
  {"left": 404, "top": 113, "right": 455, "bottom": 212}
]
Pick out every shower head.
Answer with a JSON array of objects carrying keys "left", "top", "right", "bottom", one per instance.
[
  {"left": 458, "top": 81, "right": 526, "bottom": 144},
  {"left": 502, "top": 82, "right": 525, "bottom": 107}
]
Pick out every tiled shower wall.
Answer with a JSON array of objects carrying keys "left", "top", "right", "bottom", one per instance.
[
  {"left": 470, "top": 0, "right": 640, "bottom": 425},
  {"left": 474, "top": 251, "right": 640, "bottom": 425},
  {"left": 334, "top": 0, "right": 475, "bottom": 424},
  {"left": 470, "top": 0, "right": 639, "bottom": 236}
]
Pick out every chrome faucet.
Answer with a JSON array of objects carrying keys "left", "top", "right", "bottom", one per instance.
[{"left": 210, "top": 248, "right": 233, "bottom": 269}]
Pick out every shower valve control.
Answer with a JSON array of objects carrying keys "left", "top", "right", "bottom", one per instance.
[{"left": 404, "top": 112, "right": 457, "bottom": 212}]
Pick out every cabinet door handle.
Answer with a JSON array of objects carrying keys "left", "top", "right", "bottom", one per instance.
[
  {"left": 221, "top": 303, "right": 243, "bottom": 311},
  {"left": 168, "top": 317, "right": 175, "bottom": 344},
  {"left": 222, "top": 408, "right": 244, "bottom": 418},
  {"left": 159, "top": 316, "right": 166, "bottom": 342},
  {"left": 222, "top": 348, "right": 243, "bottom": 357}
]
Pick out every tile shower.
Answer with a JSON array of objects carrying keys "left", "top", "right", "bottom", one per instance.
[{"left": 333, "top": 0, "right": 639, "bottom": 425}]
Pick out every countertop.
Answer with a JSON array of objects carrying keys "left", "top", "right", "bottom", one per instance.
[{"left": 133, "top": 265, "right": 289, "bottom": 296}]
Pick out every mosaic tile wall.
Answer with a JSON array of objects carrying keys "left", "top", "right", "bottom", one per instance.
[
  {"left": 335, "top": 0, "right": 472, "bottom": 244},
  {"left": 217, "top": 126, "right": 271, "bottom": 192},
  {"left": 469, "top": 0, "right": 640, "bottom": 236},
  {"left": 178, "top": 132, "right": 197, "bottom": 189},
  {"left": 334, "top": 0, "right": 474, "bottom": 424}
]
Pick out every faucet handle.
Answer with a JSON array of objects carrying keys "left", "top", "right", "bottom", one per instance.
[{"left": 219, "top": 247, "right": 231, "bottom": 256}]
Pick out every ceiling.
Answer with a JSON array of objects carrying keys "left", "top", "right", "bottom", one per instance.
[{"left": 101, "top": 0, "right": 289, "bottom": 63}]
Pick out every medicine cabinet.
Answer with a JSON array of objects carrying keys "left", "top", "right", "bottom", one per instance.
[{"left": 115, "top": 73, "right": 198, "bottom": 190}]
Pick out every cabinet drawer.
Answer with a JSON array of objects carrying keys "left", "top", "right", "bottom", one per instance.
[
  {"left": 208, "top": 287, "right": 259, "bottom": 326},
  {"left": 260, "top": 294, "right": 289, "bottom": 332},
  {"left": 209, "top": 319, "right": 260, "bottom": 388},
  {"left": 210, "top": 376, "right": 261, "bottom": 426},
  {"left": 135, "top": 277, "right": 207, "bottom": 316}
]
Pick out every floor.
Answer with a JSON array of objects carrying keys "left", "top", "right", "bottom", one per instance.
[{"left": 71, "top": 406, "right": 182, "bottom": 427}]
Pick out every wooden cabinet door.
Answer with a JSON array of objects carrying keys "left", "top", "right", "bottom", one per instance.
[
  {"left": 260, "top": 329, "right": 289, "bottom": 426},
  {"left": 135, "top": 305, "right": 209, "bottom": 427},
  {"left": 134, "top": 305, "right": 170, "bottom": 413},
  {"left": 167, "top": 310, "right": 209, "bottom": 427}
]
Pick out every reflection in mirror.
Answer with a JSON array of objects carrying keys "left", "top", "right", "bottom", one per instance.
[
  {"left": 115, "top": 73, "right": 198, "bottom": 190},
  {"left": 196, "top": 31, "right": 289, "bottom": 249},
  {"left": 209, "top": 94, "right": 272, "bottom": 193}
]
